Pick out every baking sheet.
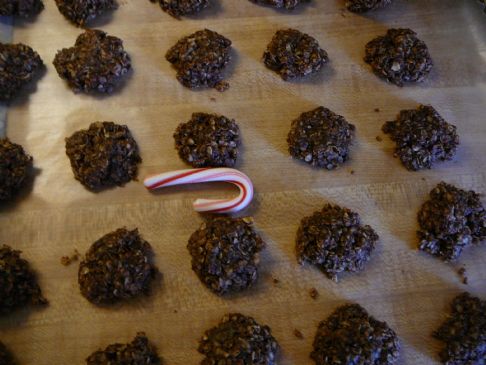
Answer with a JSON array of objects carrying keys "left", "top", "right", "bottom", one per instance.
[{"left": 0, "top": 0, "right": 485, "bottom": 364}]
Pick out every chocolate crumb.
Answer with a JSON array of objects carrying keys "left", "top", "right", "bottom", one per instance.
[
  {"left": 462, "top": 277, "right": 468, "bottom": 285},
  {"left": 61, "top": 249, "right": 80, "bottom": 266},
  {"left": 376, "top": 135, "right": 382, "bottom": 142},
  {"left": 174, "top": 309, "right": 178, "bottom": 313},
  {"left": 294, "top": 329, "right": 304, "bottom": 339},
  {"left": 309, "top": 287, "right": 319, "bottom": 299},
  {"left": 272, "top": 278, "right": 280, "bottom": 284},
  {"left": 350, "top": 169, "right": 355, "bottom": 175},
  {"left": 374, "top": 108, "right": 380, "bottom": 113},
  {"left": 210, "top": 97, "right": 216, "bottom": 102}
]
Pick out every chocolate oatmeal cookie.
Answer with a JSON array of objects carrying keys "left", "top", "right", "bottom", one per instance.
[
  {"left": 55, "top": 0, "right": 117, "bottom": 26},
  {"left": 287, "top": 107, "right": 355, "bottom": 169},
  {"left": 78, "top": 228, "right": 157, "bottom": 305},
  {"left": 296, "top": 204, "right": 378, "bottom": 280},
  {"left": 0, "top": 342, "right": 15, "bottom": 365},
  {"left": 382, "top": 105, "right": 459, "bottom": 171},
  {"left": 263, "top": 28, "right": 328, "bottom": 80},
  {"left": 249, "top": 0, "right": 307, "bottom": 10},
  {"left": 65, "top": 122, "right": 141, "bottom": 191},
  {"left": 166, "top": 29, "right": 232, "bottom": 91},
  {"left": 53, "top": 29, "right": 131, "bottom": 94},
  {"left": 0, "top": 245, "right": 47, "bottom": 315},
  {"left": 0, "top": 0, "right": 43, "bottom": 17},
  {"left": 434, "top": 292, "right": 485, "bottom": 365},
  {"left": 311, "top": 304, "right": 400, "bottom": 365},
  {"left": 0, "top": 138, "right": 33, "bottom": 201},
  {"left": 418, "top": 182, "right": 485, "bottom": 261},
  {"left": 199, "top": 313, "right": 279, "bottom": 365},
  {"left": 174, "top": 112, "right": 240, "bottom": 167},
  {"left": 153, "top": 0, "right": 209, "bottom": 18},
  {"left": 364, "top": 28, "right": 433, "bottom": 86},
  {"left": 86, "top": 333, "right": 162, "bottom": 365},
  {"left": 187, "top": 217, "right": 264, "bottom": 295},
  {"left": 0, "top": 43, "right": 43, "bottom": 102},
  {"left": 345, "top": 0, "right": 392, "bottom": 12}
]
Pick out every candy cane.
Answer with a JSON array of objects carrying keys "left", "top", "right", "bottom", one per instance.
[{"left": 143, "top": 168, "right": 254, "bottom": 213}]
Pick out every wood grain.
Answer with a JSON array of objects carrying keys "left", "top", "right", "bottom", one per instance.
[{"left": 0, "top": 0, "right": 485, "bottom": 364}]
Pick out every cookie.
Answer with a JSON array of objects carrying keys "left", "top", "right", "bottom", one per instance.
[
  {"left": 0, "top": 245, "right": 47, "bottom": 314},
  {"left": 287, "top": 106, "right": 355, "bottom": 169},
  {"left": 0, "top": 138, "right": 33, "bottom": 201},
  {"left": 418, "top": 182, "right": 485, "bottom": 261},
  {"left": 174, "top": 112, "right": 240, "bottom": 167},
  {"left": 311, "top": 304, "right": 400, "bottom": 365},
  {"left": 383, "top": 105, "right": 459, "bottom": 171},
  {"left": 166, "top": 29, "right": 232, "bottom": 91},
  {"left": 0, "top": 0, "right": 43, "bottom": 17},
  {"left": 86, "top": 333, "right": 161, "bottom": 365},
  {"left": 249, "top": 0, "right": 307, "bottom": 10},
  {"left": 155, "top": 0, "right": 208, "bottom": 18},
  {"left": 296, "top": 204, "right": 378, "bottom": 280},
  {"left": 263, "top": 28, "right": 328, "bottom": 80},
  {"left": 78, "top": 228, "right": 157, "bottom": 305},
  {"left": 53, "top": 29, "right": 131, "bottom": 93},
  {"left": 364, "top": 28, "right": 433, "bottom": 86},
  {"left": 346, "top": 0, "right": 392, "bottom": 12},
  {"left": 199, "top": 313, "right": 279, "bottom": 365},
  {"left": 0, "top": 43, "right": 43, "bottom": 101},
  {"left": 187, "top": 217, "right": 264, "bottom": 295},
  {"left": 65, "top": 122, "right": 141, "bottom": 190},
  {"left": 55, "top": 0, "right": 117, "bottom": 26}
]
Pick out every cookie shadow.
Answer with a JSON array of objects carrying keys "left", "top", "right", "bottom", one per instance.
[
  {"left": 80, "top": 7, "right": 117, "bottom": 29},
  {"left": 250, "top": 0, "right": 314, "bottom": 15},
  {"left": 0, "top": 166, "right": 40, "bottom": 213},
  {"left": 185, "top": 0, "right": 223, "bottom": 20},
  {"left": 4, "top": 65, "right": 47, "bottom": 108}
]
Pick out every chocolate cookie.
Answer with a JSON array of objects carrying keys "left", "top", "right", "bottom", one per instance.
[
  {"left": 418, "top": 182, "right": 485, "bottom": 261},
  {"left": 364, "top": 28, "right": 433, "bottom": 86},
  {"left": 78, "top": 228, "right": 157, "bottom": 305},
  {"left": 249, "top": 0, "right": 307, "bottom": 10},
  {"left": 287, "top": 106, "right": 355, "bottom": 169},
  {"left": 187, "top": 217, "right": 264, "bottom": 295},
  {"left": 311, "top": 304, "right": 400, "bottom": 365},
  {"left": 0, "top": 0, "right": 43, "bottom": 17},
  {"left": 65, "top": 122, "right": 141, "bottom": 190},
  {"left": 263, "top": 28, "right": 328, "bottom": 80},
  {"left": 199, "top": 313, "right": 279, "bottom": 365},
  {"left": 53, "top": 29, "right": 131, "bottom": 94},
  {"left": 86, "top": 333, "right": 162, "bottom": 365},
  {"left": 174, "top": 112, "right": 240, "bottom": 167},
  {"left": 153, "top": 0, "right": 209, "bottom": 18},
  {"left": 0, "top": 342, "right": 15, "bottom": 365},
  {"left": 166, "top": 29, "right": 232, "bottom": 91},
  {"left": 55, "top": 0, "right": 117, "bottom": 26},
  {"left": 434, "top": 292, "right": 485, "bottom": 365},
  {"left": 0, "top": 245, "right": 47, "bottom": 314},
  {"left": 382, "top": 105, "right": 459, "bottom": 171},
  {"left": 0, "top": 138, "right": 33, "bottom": 201},
  {"left": 296, "top": 204, "right": 378, "bottom": 280},
  {"left": 0, "top": 43, "right": 43, "bottom": 101},
  {"left": 345, "top": 0, "right": 392, "bottom": 12}
]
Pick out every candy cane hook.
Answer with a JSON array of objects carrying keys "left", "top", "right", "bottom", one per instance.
[{"left": 143, "top": 168, "right": 254, "bottom": 213}]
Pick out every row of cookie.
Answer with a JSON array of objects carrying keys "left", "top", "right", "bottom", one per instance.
[
  {"left": 0, "top": 0, "right": 396, "bottom": 26},
  {"left": 2, "top": 178, "right": 483, "bottom": 318},
  {"left": 0, "top": 26, "right": 432, "bottom": 102},
  {"left": 0, "top": 101, "right": 459, "bottom": 202}
]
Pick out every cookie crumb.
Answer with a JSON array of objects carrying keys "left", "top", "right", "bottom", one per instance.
[
  {"left": 309, "top": 287, "right": 319, "bottom": 299},
  {"left": 60, "top": 249, "right": 80, "bottom": 266},
  {"left": 294, "top": 329, "right": 304, "bottom": 339},
  {"left": 376, "top": 136, "right": 382, "bottom": 142},
  {"left": 458, "top": 267, "right": 468, "bottom": 285},
  {"left": 272, "top": 278, "right": 280, "bottom": 284},
  {"left": 210, "top": 97, "right": 216, "bottom": 102},
  {"left": 350, "top": 169, "right": 355, "bottom": 175},
  {"left": 374, "top": 108, "right": 380, "bottom": 112}
]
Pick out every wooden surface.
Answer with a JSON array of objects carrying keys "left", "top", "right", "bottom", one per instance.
[{"left": 0, "top": 0, "right": 485, "bottom": 364}]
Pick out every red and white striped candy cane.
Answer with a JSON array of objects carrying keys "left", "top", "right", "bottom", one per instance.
[{"left": 143, "top": 168, "right": 254, "bottom": 213}]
